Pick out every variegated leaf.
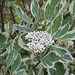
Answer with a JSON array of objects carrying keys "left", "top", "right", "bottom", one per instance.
[
  {"left": 18, "top": 34, "right": 30, "bottom": 52},
  {"left": 41, "top": 51, "right": 61, "bottom": 68},
  {"left": 44, "top": 0, "right": 59, "bottom": 20},
  {"left": 38, "top": 67, "right": 44, "bottom": 75},
  {"left": 11, "top": 54, "right": 21, "bottom": 73},
  {"left": 47, "top": 62, "right": 69, "bottom": 75},
  {"left": 16, "top": 69, "right": 24, "bottom": 75},
  {"left": 13, "top": 36, "right": 21, "bottom": 53},
  {"left": 17, "top": 62, "right": 26, "bottom": 71},
  {"left": 52, "top": 14, "right": 63, "bottom": 35},
  {"left": 14, "top": 5, "right": 33, "bottom": 24},
  {"left": 31, "top": 0, "right": 41, "bottom": 21},
  {"left": 52, "top": 2, "right": 62, "bottom": 20},
  {"left": 14, "top": 24, "right": 34, "bottom": 32},
  {"left": 57, "top": 30, "right": 75, "bottom": 40},
  {"left": 6, "top": 50, "right": 15, "bottom": 70},
  {"left": 69, "top": 0, "right": 75, "bottom": 16},
  {"left": 29, "top": 68, "right": 35, "bottom": 75},
  {"left": 53, "top": 24, "right": 69, "bottom": 39},
  {"left": 50, "top": 45, "right": 73, "bottom": 63}
]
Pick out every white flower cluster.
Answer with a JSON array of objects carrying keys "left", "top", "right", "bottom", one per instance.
[{"left": 25, "top": 31, "right": 54, "bottom": 53}]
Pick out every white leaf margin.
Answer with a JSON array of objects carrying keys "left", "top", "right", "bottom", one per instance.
[
  {"left": 47, "top": 61, "right": 69, "bottom": 75},
  {"left": 57, "top": 30, "right": 75, "bottom": 40},
  {"left": 53, "top": 23, "right": 69, "bottom": 39},
  {"left": 18, "top": 33, "right": 31, "bottom": 52},
  {"left": 12, "top": 35, "right": 21, "bottom": 51},
  {"left": 15, "top": 69, "right": 25, "bottom": 75},
  {"left": 41, "top": 51, "right": 61, "bottom": 68},
  {"left": 31, "top": 0, "right": 40, "bottom": 17},
  {"left": 11, "top": 54, "right": 21, "bottom": 73},
  {"left": 51, "top": 45, "right": 73, "bottom": 63}
]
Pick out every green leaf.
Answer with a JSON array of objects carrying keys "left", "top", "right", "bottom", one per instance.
[
  {"left": 16, "top": 70, "right": 24, "bottom": 75},
  {"left": 48, "top": 62, "right": 68, "bottom": 75},
  {"left": 50, "top": 45, "right": 73, "bottom": 63},
  {"left": 14, "top": 5, "right": 33, "bottom": 24},
  {"left": 53, "top": 24, "right": 69, "bottom": 39},
  {"left": 0, "top": 33, "right": 7, "bottom": 49},
  {"left": 0, "top": 58, "right": 5, "bottom": 64},
  {"left": 13, "top": 36, "right": 21, "bottom": 53},
  {"left": 11, "top": 54, "right": 21, "bottom": 73},
  {"left": 6, "top": 50, "right": 15, "bottom": 70},
  {"left": 25, "top": 59, "right": 32, "bottom": 64},
  {"left": 44, "top": 0, "right": 59, "bottom": 20},
  {"left": 57, "top": 30, "right": 75, "bottom": 40},
  {"left": 41, "top": 52, "right": 61, "bottom": 68},
  {"left": 5, "top": 1, "right": 16, "bottom": 7},
  {"left": 0, "top": 43, "right": 6, "bottom": 50},
  {"left": 0, "top": 34, "right": 6, "bottom": 42},
  {"left": 31, "top": 0, "right": 41, "bottom": 21},
  {"left": 62, "top": 17, "right": 71, "bottom": 26},
  {"left": 14, "top": 24, "right": 34, "bottom": 32},
  {"left": 51, "top": 14, "right": 63, "bottom": 35}
]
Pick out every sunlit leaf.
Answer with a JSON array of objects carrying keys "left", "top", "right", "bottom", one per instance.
[{"left": 14, "top": 5, "right": 33, "bottom": 24}]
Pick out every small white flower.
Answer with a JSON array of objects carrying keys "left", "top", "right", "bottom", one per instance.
[
  {"left": 71, "top": 73, "right": 74, "bottom": 75},
  {"left": 67, "top": 41, "right": 74, "bottom": 46},
  {"left": 56, "top": 40, "right": 74, "bottom": 47},
  {"left": 25, "top": 31, "right": 54, "bottom": 53}
]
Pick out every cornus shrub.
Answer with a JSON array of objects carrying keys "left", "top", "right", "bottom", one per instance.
[{"left": 0, "top": 0, "right": 75, "bottom": 75}]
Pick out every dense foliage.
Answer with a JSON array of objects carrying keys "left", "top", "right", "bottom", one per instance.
[{"left": 0, "top": 0, "right": 75, "bottom": 75}]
